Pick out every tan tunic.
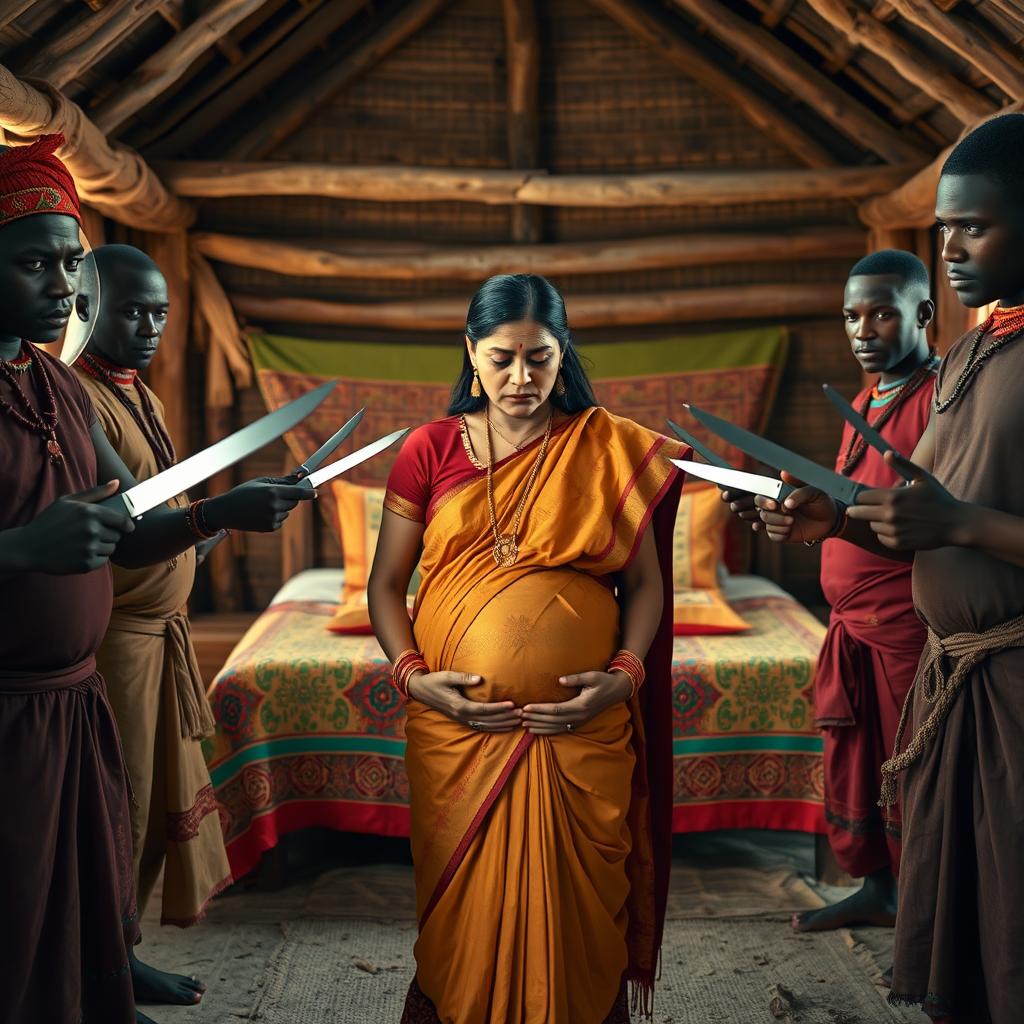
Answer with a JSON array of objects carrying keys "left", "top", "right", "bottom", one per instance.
[{"left": 78, "top": 370, "right": 232, "bottom": 926}]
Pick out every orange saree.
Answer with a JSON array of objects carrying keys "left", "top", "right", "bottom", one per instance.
[{"left": 385, "top": 408, "right": 686, "bottom": 1024}]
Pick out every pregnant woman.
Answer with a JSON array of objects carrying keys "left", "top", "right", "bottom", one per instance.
[{"left": 368, "top": 274, "right": 686, "bottom": 1024}]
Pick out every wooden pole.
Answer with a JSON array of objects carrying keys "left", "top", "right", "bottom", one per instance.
[
  {"left": 883, "top": 0, "right": 1024, "bottom": 99},
  {"left": 0, "top": 64, "right": 193, "bottom": 230},
  {"left": 803, "top": 0, "right": 998, "bottom": 125},
  {"left": 502, "top": 0, "right": 543, "bottom": 243},
  {"left": 225, "top": 0, "right": 452, "bottom": 160},
  {"left": 160, "top": 160, "right": 917, "bottom": 206},
  {"left": 20, "top": 0, "right": 169, "bottom": 90},
  {"left": 144, "top": 230, "right": 190, "bottom": 451},
  {"left": 0, "top": 1, "right": 35, "bottom": 32},
  {"left": 91, "top": 0, "right": 272, "bottom": 134},
  {"left": 667, "top": 0, "right": 927, "bottom": 164},
  {"left": 148, "top": 0, "right": 364, "bottom": 158},
  {"left": 588, "top": 0, "right": 835, "bottom": 168},
  {"left": 230, "top": 282, "right": 842, "bottom": 330},
  {"left": 859, "top": 99, "right": 1024, "bottom": 228},
  {"left": 193, "top": 226, "right": 866, "bottom": 280}
]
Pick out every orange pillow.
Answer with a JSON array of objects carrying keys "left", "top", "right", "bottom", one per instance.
[
  {"left": 671, "top": 482, "right": 749, "bottom": 635},
  {"left": 326, "top": 480, "right": 418, "bottom": 635}
]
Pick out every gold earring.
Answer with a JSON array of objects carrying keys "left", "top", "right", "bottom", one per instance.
[
  {"left": 470, "top": 367, "right": 482, "bottom": 398},
  {"left": 555, "top": 371, "right": 566, "bottom": 397}
]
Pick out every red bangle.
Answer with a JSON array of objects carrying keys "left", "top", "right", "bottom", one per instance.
[
  {"left": 186, "top": 499, "right": 218, "bottom": 541},
  {"left": 608, "top": 649, "right": 645, "bottom": 699},
  {"left": 391, "top": 649, "right": 428, "bottom": 699}
]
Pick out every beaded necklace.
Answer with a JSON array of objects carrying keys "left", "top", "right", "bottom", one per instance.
[
  {"left": 934, "top": 304, "right": 1024, "bottom": 414},
  {"left": 0, "top": 342, "right": 64, "bottom": 465},
  {"left": 78, "top": 352, "right": 176, "bottom": 471},
  {"left": 840, "top": 354, "right": 937, "bottom": 476}
]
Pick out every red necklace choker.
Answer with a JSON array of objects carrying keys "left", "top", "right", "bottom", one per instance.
[{"left": 79, "top": 351, "right": 137, "bottom": 387}]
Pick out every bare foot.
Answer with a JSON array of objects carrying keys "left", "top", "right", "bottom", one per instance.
[
  {"left": 131, "top": 950, "right": 205, "bottom": 1006},
  {"left": 793, "top": 869, "right": 897, "bottom": 932}
]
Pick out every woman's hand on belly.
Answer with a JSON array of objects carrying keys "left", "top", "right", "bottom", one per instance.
[
  {"left": 407, "top": 671, "right": 523, "bottom": 732},
  {"left": 520, "top": 671, "right": 632, "bottom": 735}
]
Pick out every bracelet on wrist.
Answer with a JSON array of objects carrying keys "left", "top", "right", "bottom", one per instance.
[
  {"left": 185, "top": 499, "right": 218, "bottom": 541},
  {"left": 607, "top": 649, "right": 645, "bottom": 699},
  {"left": 391, "top": 648, "right": 428, "bottom": 699},
  {"left": 803, "top": 500, "right": 848, "bottom": 548}
]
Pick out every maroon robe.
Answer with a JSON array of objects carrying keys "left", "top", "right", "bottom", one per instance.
[
  {"left": 0, "top": 347, "right": 137, "bottom": 1023},
  {"left": 817, "top": 376, "right": 932, "bottom": 878}
]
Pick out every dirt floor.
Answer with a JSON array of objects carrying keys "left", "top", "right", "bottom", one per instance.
[{"left": 135, "top": 831, "right": 928, "bottom": 1024}]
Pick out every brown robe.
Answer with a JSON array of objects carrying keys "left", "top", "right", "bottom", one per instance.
[
  {"left": 77, "top": 371, "right": 232, "bottom": 926},
  {"left": 0, "top": 348, "right": 136, "bottom": 1024},
  {"left": 893, "top": 330, "right": 1024, "bottom": 1023}
]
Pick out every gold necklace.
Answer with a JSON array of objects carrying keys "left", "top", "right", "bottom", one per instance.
[
  {"left": 485, "top": 411, "right": 552, "bottom": 567},
  {"left": 488, "top": 413, "right": 546, "bottom": 451}
]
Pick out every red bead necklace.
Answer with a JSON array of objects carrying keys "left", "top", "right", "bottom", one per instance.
[{"left": 0, "top": 343, "right": 63, "bottom": 465}]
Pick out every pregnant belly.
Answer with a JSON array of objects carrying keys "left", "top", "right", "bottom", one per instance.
[{"left": 448, "top": 569, "right": 619, "bottom": 705}]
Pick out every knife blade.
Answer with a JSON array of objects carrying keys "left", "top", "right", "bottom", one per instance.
[
  {"left": 114, "top": 380, "right": 337, "bottom": 517},
  {"left": 670, "top": 459, "right": 793, "bottom": 501},
  {"left": 294, "top": 408, "right": 365, "bottom": 478},
  {"left": 822, "top": 385, "right": 915, "bottom": 482},
  {"left": 685, "top": 403, "right": 866, "bottom": 506},
  {"left": 301, "top": 428, "right": 410, "bottom": 491},
  {"left": 666, "top": 418, "right": 734, "bottom": 469}
]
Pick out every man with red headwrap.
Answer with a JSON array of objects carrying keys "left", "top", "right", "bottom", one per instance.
[{"left": 0, "top": 135, "right": 316, "bottom": 1024}]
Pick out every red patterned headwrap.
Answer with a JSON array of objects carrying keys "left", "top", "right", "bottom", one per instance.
[{"left": 0, "top": 133, "right": 80, "bottom": 228}]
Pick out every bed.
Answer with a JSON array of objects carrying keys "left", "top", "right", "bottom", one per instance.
[{"left": 204, "top": 569, "right": 826, "bottom": 881}]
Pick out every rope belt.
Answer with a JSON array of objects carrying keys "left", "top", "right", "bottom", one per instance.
[{"left": 879, "top": 613, "right": 1024, "bottom": 806}]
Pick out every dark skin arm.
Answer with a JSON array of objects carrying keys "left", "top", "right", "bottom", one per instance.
[{"left": 745, "top": 412, "right": 1024, "bottom": 566}]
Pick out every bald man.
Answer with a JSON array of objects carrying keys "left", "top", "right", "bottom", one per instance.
[{"left": 75, "top": 245, "right": 230, "bottom": 1016}]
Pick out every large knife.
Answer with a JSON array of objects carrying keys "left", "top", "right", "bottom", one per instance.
[
  {"left": 666, "top": 418, "right": 733, "bottom": 469},
  {"left": 298, "top": 428, "right": 410, "bottom": 491},
  {"left": 293, "top": 408, "right": 365, "bottom": 478},
  {"left": 670, "top": 459, "right": 793, "bottom": 501},
  {"left": 109, "top": 380, "right": 337, "bottom": 517},
  {"left": 686, "top": 403, "right": 866, "bottom": 505},
  {"left": 822, "top": 385, "right": 915, "bottom": 483}
]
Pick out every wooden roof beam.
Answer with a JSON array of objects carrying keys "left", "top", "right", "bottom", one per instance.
[
  {"left": 668, "top": 0, "right": 926, "bottom": 163},
  {"left": 502, "top": 0, "right": 543, "bottom": 243},
  {"left": 90, "top": 0, "right": 271, "bottom": 135},
  {"left": 885, "top": 0, "right": 1024, "bottom": 98},
  {"left": 230, "top": 282, "right": 843, "bottom": 331},
  {"left": 146, "top": 0, "right": 358, "bottom": 158},
  {"left": 224, "top": 0, "right": 453, "bottom": 161},
  {"left": 0, "top": 2, "right": 37, "bottom": 33},
  {"left": 158, "top": 160, "right": 918, "bottom": 206},
  {"left": 803, "top": 0, "right": 998, "bottom": 125},
  {"left": 860, "top": 98, "right": 1024, "bottom": 228},
  {"left": 19, "top": 0, "right": 169, "bottom": 89},
  {"left": 194, "top": 227, "right": 866, "bottom": 281},
  {"left": 588, "top": 0, "right": 835, "bottom": 168}
]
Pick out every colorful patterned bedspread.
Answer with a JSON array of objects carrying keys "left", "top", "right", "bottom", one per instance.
[{"left": 205, "top": 577, "right": 826, "bottom": 880}]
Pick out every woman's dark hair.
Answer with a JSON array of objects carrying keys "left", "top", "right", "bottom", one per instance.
[{"left": 448, "top": 274, "right": 597, "bottom": 414}]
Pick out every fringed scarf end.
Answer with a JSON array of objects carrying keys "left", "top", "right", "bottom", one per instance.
[{"left": 627, "top": 963, "right": 658, "bottom": 1020}]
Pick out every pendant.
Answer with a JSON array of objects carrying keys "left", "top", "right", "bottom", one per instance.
[
  {"left": 493, "top": 535, "right": 519, "bottom": 567},
  {"left": 47, "top": 435, "right": 63, "bottom": 465}
]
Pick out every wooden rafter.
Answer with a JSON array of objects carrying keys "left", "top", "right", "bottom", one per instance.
[
  {"left": 192, "top": 227, "right": 866, "bottom": 281},
  {"left": 803, "top": 0, "right": 998, "bottom": 125},
  {"left": 588, "top": 0, "right": 835, "bottom": 168},
  {"left": 885, "top": 0, "right": 1024, "bottom": 98},
  {"left": 146, "top": 0, "right": 362, "bottom": 158},
  {"left": 668, "top": 0, "right": 927, "bottom": 163},
  {"left": 137, "top": 0, "right": 329, "bottom": 153},
  {"left": 0, "top": 1, "right": 38, "bottom": 33},
  {"left": 224, "top": 0, "right": 453, "bottom": 161},
  {"left": 230, "top": 282, "right": 842, "bottom": 331},
  {"left": 19, "top": 0, "right": 169, "bottom": 89},
  {"left": 859, "top": 98, "right": 1024, "bottom": 228},
  {"left": 502, "top": 0, "right": 543, "bottom": 243},
  {"left": 90, "top": 0, "right": 271, "bottom": 135},
  {"left": 158, "top": 160, "right": 918, "bottom": 206}
]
